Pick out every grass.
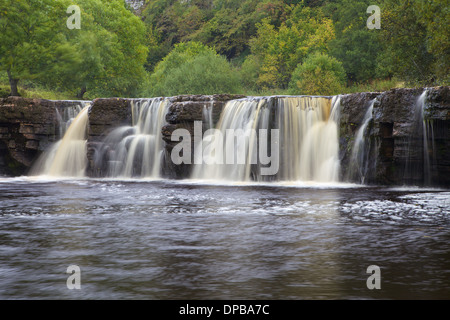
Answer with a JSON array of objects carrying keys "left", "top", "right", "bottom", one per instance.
[
  {"left": 344, "top": 78, "right": 405, "bottom": 93},
  {"left": 0, "top": 83, "right": 75, "bottom": 100},
  {"left": 0, "top": 73, "right": 412, "bottom": 101},
  {"left": 242, "top": 78, "right": 406, "bottom": 97},
  {"left": 0, "top": 71, "right": 76, "bottom": 100},
  {"left": 241, "top": 88, "right": 290, "bottom": 97},
  {"left": 0, "top": 80, "right": 406, "bottom": 100}
]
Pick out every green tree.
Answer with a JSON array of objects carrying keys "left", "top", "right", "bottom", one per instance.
[
  {"left": 288, "top": 52, "right": 346, "bottom": 95},
  {"left": 325, "top": 0, "right": 382, "bottom": 83},
  {"left": 0, "top": 0, "right": 74, "bottom": 96},
  {"left": 148, "top": 42, "right": 242, "bottom": 96},
  {"left": 415, "top": 0, "right": 449, "bottom": 83},
  {"left": 0, "top": 0, "right": 149, "bottom": 98},
  {"left": 149, "top": 41, "right": 216, "bottom": 89},
  {"left": 379, "top": 0, "right": 449, "bottom": 85},
  {"left": 47, "top": 0, "right": 149, "bottom": 98},
  {"left": 141, "top": 0, "right": 290, "bottom": 62},
  {"left": 141, "top": 0, "right": 211, "bottom": 55},
  {"left": 240, "top": 54, "right": 261, "bottom": 91},
  {"left": 190, "top": 0, "right": 287, "bottom": 59},
  {"left": 245, "top": 5, "right": 335, "bottom": 90},
  {"left": 143, "top": 24, "right": 166, "bottom": 73}
]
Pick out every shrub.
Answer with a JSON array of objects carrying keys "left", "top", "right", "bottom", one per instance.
[
  {"left": 289, "top": 52, "right": 346, "bottom": 96},
  {"left": 240, "top": 55, "right": 261, "bottom": 92},
  {"left": 148, "top": 42, "right": 242, "bottom": 96}
]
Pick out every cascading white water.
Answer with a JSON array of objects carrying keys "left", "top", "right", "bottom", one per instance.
[
  {"left": 30, "top": 103, "right": 90, "bottom": 177},
  {"left": 55, "top": 102, "right": 83, "bottom": 137},
  {"left": 277, "top": 96, "right": 340, "bottom": 182},
  {"left": 191, "top": 96, "right": 341, "bottom": 183},
  {"left": 192, "top": 97, "right": 269, "bottom": 181},
  {"left": 347, "top": 99, "right": 375, "bottom": 183},
  {"left": 97, "top": 98, "right": 169, "bottom": 178},
  {"left": 418, "top": 90, "right": 432, "bottom": 185},
  {"left": 202, "top": 98, "right": 214, "bottom": 130},
  {"left": 404, "top": 89, "right": 433, "bottom": 185}
]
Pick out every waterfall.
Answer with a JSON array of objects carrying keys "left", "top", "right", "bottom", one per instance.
[
  {"left": 418, "top": 90, "right": 432, "bottom": 185},
  {"left": 191, "top": 96, "right": 340, "bottom": 183},
  {"left": 55, "top": 102, "right": 84, "bottom": 137},
  {"left": 95, "top": 98, "right": 169, "bottom": 178},
  {"left": 203, "top": 98, "right": 214, "bottom": 130},
  {"left": 404, "top": 89, "right": 433, "bottom": 185},
  {"left": 277, "top": 96, "right": 340, "bottom": 182},
  {"left": 191, "top": 97, "right": 269, "bottom": 182},
  {"left": 30, "top": 103, "right": 90, "bottom": 177},
  {"left": 347, "top": 99, "right": 375, "bottom": 183}
]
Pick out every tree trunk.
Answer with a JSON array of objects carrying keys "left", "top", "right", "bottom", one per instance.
[
  {"left": 76, "top": 86, "right": 87, "bottom": 100},
  {"left": 7, "top": 70, "right": 20, "bottom": 96}
]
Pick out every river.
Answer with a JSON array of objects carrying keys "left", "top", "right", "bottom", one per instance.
[{"left": 0, "top": 177, "right": 449, "bottom": 299}]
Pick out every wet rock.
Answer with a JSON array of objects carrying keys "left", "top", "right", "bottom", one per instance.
[
  {"left": 1, "top": 90, "right": 448, "bottom": 186},
  {"left": 424, "top": 86, "right": 450, "bottom": 120},
  {"left": 85, "top": 98, "right": 133, "bottom": 176},
  {"left": 0, "top": 97, "right": 58, "bottom": 175},
  {"left": 339, "top": 87, "right": 450, "bottom": 186},
  {"left": 88, "top": 98, "right": 132, "bottom": 141}
]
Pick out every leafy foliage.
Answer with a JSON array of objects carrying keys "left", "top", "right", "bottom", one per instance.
[
  {"left": 288, "top": 52, "right": 346, "bottom": 95},
  {"left": 243, "top": 5, "right": 335, "bottom": 91},
  {"left": 0, "top": 0, "right": 148, "bottom": 98},
  {"left": 49, "top": 0, "right": 148, "bottom": 98},
  {"left": 379, "top": 0, "right": 449, "bottom": 85},
  {"left": 147, "top": 42, "right": 242, "bottom": 96},
  {"left": 325, "top": 0, "right": 381, "bottom": 83},
  {"left": 0, "top": 0, "right": 73, "bottom": 95},
  {"left": 0, "top": 0, "right": 447, "bottom": 98}
]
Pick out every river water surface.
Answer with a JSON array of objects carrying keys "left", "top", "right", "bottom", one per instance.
[{"left": 0, "top": 177, "right": 449, "bottom": 299}]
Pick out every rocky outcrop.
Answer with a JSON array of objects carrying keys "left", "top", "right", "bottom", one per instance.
[
  {"left": 88, "top": 98, "right": 132, "bottom": 141},
  {"left": 338, "top": 86, "right": 450, "bottom": 186},
  {"left": 1, "top": 88, "right": 449, "bottom": 186},
  {"left": 86, "top": 98, "right": 133, "bottom": 176},
  {"left": 0, "top": 97, "right": 85, "bottom": 176},
  {"left": 338, "top": 91, "right": 380, "bottom": 183}
]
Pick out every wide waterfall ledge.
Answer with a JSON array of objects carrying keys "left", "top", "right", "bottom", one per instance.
[{"left": 0, "top": 87, "right": 448, "bottom": 187}]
